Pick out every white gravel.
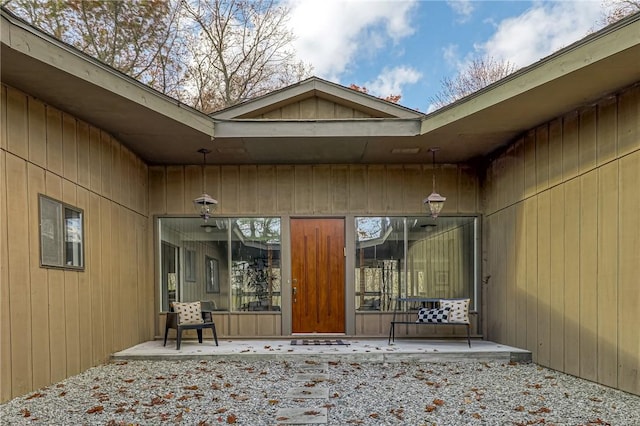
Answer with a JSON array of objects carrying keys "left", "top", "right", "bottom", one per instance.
[{"left": 1, "top": 359, "right": 639, "bottom": 425}]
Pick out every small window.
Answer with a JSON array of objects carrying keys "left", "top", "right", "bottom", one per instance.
[{"left": 39, "top": 194, "right": 84, "bottom": 270}]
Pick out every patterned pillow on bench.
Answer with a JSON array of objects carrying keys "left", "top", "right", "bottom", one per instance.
[
  {"left": 416, "top": 306, "right": 451, "bottom": 323},
  {"left": 439, "top": 299, "right": 470, "bottom": 324}
]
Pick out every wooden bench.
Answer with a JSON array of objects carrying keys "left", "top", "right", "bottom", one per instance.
[{"left": 388, "top": 297, "right": 471, "bottom": 347}]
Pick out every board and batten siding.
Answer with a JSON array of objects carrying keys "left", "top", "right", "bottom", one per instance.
[
  {"left": 150, "top": 163, "right": 480, "bottom": 337},
  {"left": 0, "top": 85, "right": 152, "bottom": 402},
  {"left": 483, "top": 84, "right": 640, "bottom": 396}
]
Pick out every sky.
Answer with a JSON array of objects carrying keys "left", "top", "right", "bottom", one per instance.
[{"left": 283, "top": 0, "right": 612, "bottom": 112}]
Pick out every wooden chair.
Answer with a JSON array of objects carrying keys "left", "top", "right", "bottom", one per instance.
[{"left": 163, "top": 302, "right": 219, "bottom": 350}]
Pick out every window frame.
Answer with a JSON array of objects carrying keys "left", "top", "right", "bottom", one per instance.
[{"left": 38, "top": 194, "right": 85, "bottom": 271}]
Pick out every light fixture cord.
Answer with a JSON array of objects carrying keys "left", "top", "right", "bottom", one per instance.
[
  {"left": 432, "top": 149, "right": 437, "bottom": 193},
  {"left": 202, "top": 149, "right": 207, "bottom": 193}
]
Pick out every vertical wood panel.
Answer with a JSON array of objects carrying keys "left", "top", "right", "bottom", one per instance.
[
  {"left": 402, "top": 165, "right": 422, "bottom": 213},
  {"left": 221, "top": 166, "right": 240, "bottom": 214},
  {"left": 76, "top": 187, "right": 92, "bottom": 372},
  {"left": 536, "top": 191, "right": 551, "bottom": 367},
  {"left": 294, "top": 166, "right": 312, "bottom": 213},
  {"left": 579, "top": 171, "right": 598, "bottom": 381},
  {"left": 0, "top": 151, "right": 10, "bottom": 401},
  {"left": 204, "top": 165, "right": 221, "bottom": 215},
  {"left": 76, "top": 122, "right": 90, "bottom": 189},
  {"left": 312, "top": 165, "right": 331, "bottom": 213},
  {"left": 276, "top": 166, "right": 294, "bottom": 213},
  {"left": 46, "top": 107, "right": 63, "bottom": 176},
  {"left": 28, "top": 97, "right": 47, "bottom": 168},
  {"left": 523, "top": 131, "right": 536, "bottom": 198},
  {"left": 184, "top": 165, "right": 202, "bottom": 215},
  {"left": 618, "top": 151, "right": 640, "bottom": 394},
  {"left": 367, "top": 165, "right": 384, "bottom": 213},
  {"left": 504, "top": 207, "right": 517, "bottom": 346},
  {"left": 62, "top": 114, "right": 77, "bottom": 182},
  {"left": 597, "top": 162, "right": 619, "bottom": 388},
  {"left": 6, "top": 87, "right": 28, "bottom": 159},
  {"left": 596, "top": 97, "right": 617, "bottom": 166},
  {"left": 536, "top": 125, "right": 549, "bottom": 193},
  {"left": 89, "top": 193, "right": 104, "bottom": 365},
  {"left": 88, "top": 127, "right": 101, "bottom": 193},
  {"left": 0, "top": 85, "right": 6, "bottom": 150},
  {"left": 299, "top": 98, "right": 317, "bottom": 119},
  {"left": 348, "top": 165, "right": 367, "bottom": 212},
  {"left": 385, "top": 165, "right": 403, "bottom": 213},
  {"left": 563, "top": 178, "right": 581, "bottom": 377},
  {"left": 514, "top": 202, "right": 527, "bottom": 350},
  {"left": 549, "top": 185, "right": 565, "bottom": 371},
  {"left": 100, "top": 132, "right": 114, "bottom": 199},
  {"left": 438, "top": 166, "right": 458, "bottom": 214},
  {"left": 45, "top": 172, "right": 66, "bottom": 383},
  {"left": 617, "top": 85, "right": 639, "bottom": 156},
  {"left": 100, "top": 198, "right": 113, "bottom": 353},
  {"left": 27, "top": 164, "right": 50, "bottom": 390},
  {"left": 317, "top": 98, "right": 335, "bottom": 118},
  {"left": 6, "top": 154, "right": 32, "bottom": 395},
  {"left": 238, "top": 166, "right": 258, "bottom": 214},
  {"left": 110, "top": 139, "right": 121, "bottom": 205},
  {"left": 148, "top": 167, "right": 166, "bottom": 215},
  {"left": 524, "top": 197, "right": 538, "bottom": 361},
  {"left": 165, "top": 166, "right": 185, "bottom": 214},
  {"left": 579, "top": 108, "right": 597, "bottom": 174},
  {"left": 62, "top": 180, "right": 80, "bottom": 377},
  {"left": 257, "top": 165, "right": 277, "bottom": 214},
  {"left": 458, "top": 166, "right": 478, "bottom": 213},
  {"left": 548, "top": 119, "right": 563, "bottom": 187},
  {"left": 562, "top": 112, "right": 579, "bottom": 182},
  {"left": 331, "top": 166, "right": 349, "bottom": 213}
]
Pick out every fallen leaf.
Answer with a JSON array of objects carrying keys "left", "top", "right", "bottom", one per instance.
[
  {"left": 433, "top": 398, "right": 445, "bottom": 406},
  {"left": 425, "top": 405, "right": 436, "bottom": 412},
  {"left": 276, "top": 416, "right": 289, "bottom": 421},
  {"left": 20, "top": 408, "right": 31, "bottom": 417},
  {"left": 86, "top": 406, "right": 104, "bottom": 414},
  {"left": 304, "top": 410, "right": 321, "bottom": 415},
  {"left": 472, "top": 413, "right": 482, "bottom": 419},
  {"left": 268, "top": 399, "right": 279, "bottom": 405},
  {"left": 216, "top": 408, "right": 228, "bottom": 414},
  {"left": 226, "top": 414, "right": 237, "bottom": 424},
  {"left": 369, "top": 413, "right": 379, "bottom": 418},
  {"left": 25, "top": 392, "right": 45, "bottom": 400},
  {"left": 514, "top": 405, "right": 525, "bottom": 412},
  {"left": 184, "top": 385, "right": 198, "bottom": 390}
]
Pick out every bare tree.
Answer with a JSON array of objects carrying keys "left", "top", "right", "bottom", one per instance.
[
  {"left": 601, "top": 0, "right": 640, "bottom": 25},
  {"left": 429, "top": 56, "right": 517, "bottom": 110},
  {"left": 180, "top": 0, "right": 312, "bottom": 113},
  {"left": 5, "top": 0, "right": 186, "bottom": 97}
]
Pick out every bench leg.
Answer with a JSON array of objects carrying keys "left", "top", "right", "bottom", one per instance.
[
  {"left": 163, "top": 325, "right": 169, "bottom": 347},
  {"left": 197, "top": 329, "right": 203, "bottom": 343},
  {"left": 467, "top": 324, "right": 471, "bottom": 347},
  {"left": 388, "top": 323, "right": 395, "bottom": 345},
  {"left": 176, "top": 328, "right": 183, "bottom": 350}
]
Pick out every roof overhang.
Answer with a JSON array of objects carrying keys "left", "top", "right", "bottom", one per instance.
[
  {"left": 1, "top": 9, "right": 214, "bottom": 165},
  {"left": 2, "top": 8, "right": 638, "bottom": 165}
]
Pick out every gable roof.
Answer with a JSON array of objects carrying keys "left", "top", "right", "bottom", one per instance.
[{"left": 211, "top": 77, "right": 425, "bottom": 120}]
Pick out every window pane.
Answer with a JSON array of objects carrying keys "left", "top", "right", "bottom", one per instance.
[
  {"left": 158, "top": 218, "right": 230, "bottom": 311},
  {"left": 355, "top": 216, "right": 477, "bottom": 312},
  {"left": 231, "top": 218, "right": 281, "bottom": 312},
  {"left": 355, "top": 217, "right": 405, "bottom": 311},
  {"left": 40, "top": 196, "right": 63, "bottom": 266},
  {"left": 64, "top": 208, "right": 83, "bottom": 267}
]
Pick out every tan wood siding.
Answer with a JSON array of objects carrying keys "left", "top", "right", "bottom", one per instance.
[
  {"left": 1, "top": 85, "right": 150, "bottom": 402},
  {"left": 483, "top": 85, "right": 640, "bottom": 396},
  {"left": 250, "top": 96, "right": 377, "bottom": 120}
]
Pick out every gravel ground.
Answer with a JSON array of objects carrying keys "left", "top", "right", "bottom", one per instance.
[{"left": 1, "top": 359, "right": 639, "bottom": 425}]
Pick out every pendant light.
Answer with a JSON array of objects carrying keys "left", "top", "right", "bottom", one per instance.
[
  {"left": 423, "top": 147, "right": 446, "bottom": 218},
  {"left": 193, "top": 148, "right": 218, "bottom": 222}
]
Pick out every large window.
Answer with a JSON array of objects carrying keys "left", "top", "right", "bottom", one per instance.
[
  {"left": 355, "top": 216, "right": 477, "bottom": 312},
  {"left": 39, "top": 194, "right": 84, "bottom": 270},
  {"left": 158, "top": 217, "right": 281, "bottom": 312}
]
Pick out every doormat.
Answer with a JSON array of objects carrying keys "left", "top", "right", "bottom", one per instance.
[{"left": 290, "top": 339, "right": 350, "bottom": 346}]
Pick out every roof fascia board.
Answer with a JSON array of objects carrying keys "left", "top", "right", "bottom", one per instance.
[
  {"left": 1, "top": 10, "right": 215, "bottom": 138},
  {"left": 214, "top": 119, "right": 421, "bottom": 138},
  {"left": 420, "top": 14, "right": 640, "bottom": 134},
  {"left": 212, "top": 77, "right": 424, "bottom": 120}
]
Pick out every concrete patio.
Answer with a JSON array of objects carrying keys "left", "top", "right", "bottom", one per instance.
[{"left": 112, "top": 337, "right": 531, "bottom": 363}]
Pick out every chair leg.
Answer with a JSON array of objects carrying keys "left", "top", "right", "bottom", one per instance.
[
  {"left": 176, "top": 328, "right": 182, "bottom": 350},
  {"left": 211, "top": 323, "right": 218, "bottom": 346},
  {"left": 467, "top": 324, "right": 471, "bottom": 348},
  {"left": 163, "top": 325, "right": 169, "bottom": 347},
  {"left": 197, "top": 329, "right": 203, "bottom": 343}
]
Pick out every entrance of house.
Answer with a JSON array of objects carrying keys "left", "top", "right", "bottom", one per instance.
[{"left": 290, "top": 218, "right": 345, "bottom": 333}]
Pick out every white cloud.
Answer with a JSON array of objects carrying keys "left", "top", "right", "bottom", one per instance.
[
  {"left": 285, "top": 0, "right": 418, "bottom": 80},
  {"left": 447, "top": 0, "right": 475, "bottom": 23},
  {"left": 478, "top": 1, "right": 603, "bottom": 68},
  {"left": 365, "top": 66, "right": 422, "bottom": 98}
]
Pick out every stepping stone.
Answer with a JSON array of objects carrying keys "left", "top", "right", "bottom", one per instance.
[
  {"left": 292, "top": 373, "right": 328, "bottom": 382},
  {"left": 285, "top": 387, "right": 330, "bottom": 399},
  {"left": 275, "top": 407, "right": 327, "bottom": 424}
]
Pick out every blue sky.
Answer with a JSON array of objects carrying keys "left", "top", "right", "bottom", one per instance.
[{"left": 285, "top": 0, "right": 611, "bottom": 112}]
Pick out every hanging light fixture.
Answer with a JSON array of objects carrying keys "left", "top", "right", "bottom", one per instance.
[
  {"left": 193, "top": 148, "right": 218, "bottom": 222},
  {"left": 423, "top": 147, "right": 446, "bottom": 218}
]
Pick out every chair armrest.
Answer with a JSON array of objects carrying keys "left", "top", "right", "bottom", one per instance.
[{"left": 201, "top": 310, "right": 213, "bottom": 323}]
